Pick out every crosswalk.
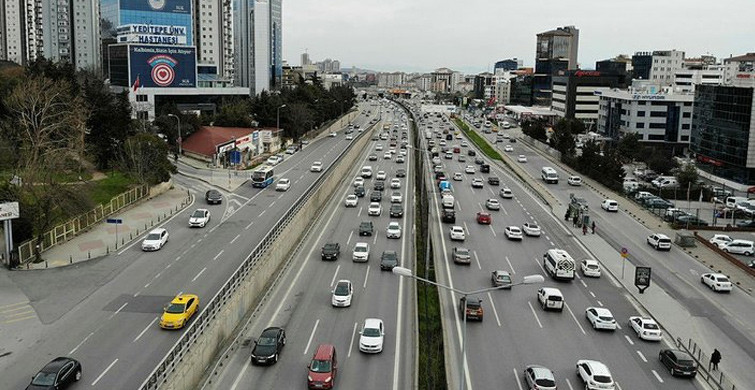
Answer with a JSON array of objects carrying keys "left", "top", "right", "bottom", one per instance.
[{"left": 0, "top": 301, "right": 36, "bottom": 324}]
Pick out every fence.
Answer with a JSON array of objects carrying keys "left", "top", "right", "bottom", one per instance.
[
  {"left": 16, "top": 184, "right": 150, "bottom": 264},
  {"left": 674, "top": 337, "right": 738, "bottom": 390}
]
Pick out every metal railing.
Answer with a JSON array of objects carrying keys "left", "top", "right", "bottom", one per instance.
[
  {"left": 138, "top": 115, "right": 371, "bottom": 390},
  {"left": 17, "top": 184, "right": 150, "bottom": 264},
  {"left": 674, "top": 337, "right": 738, "bottom": 390}
]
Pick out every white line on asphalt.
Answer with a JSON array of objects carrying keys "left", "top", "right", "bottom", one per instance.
[
  {"left": 624, "top": 335, "right": 635, "bottom": 345},
  {"left": 197, "top": 238, "right": 203, "bottom": 243},
  {"left": 392, "top": 139, "right": 412, "bottom": 390},
  {"left": 565, "top": 303, "right": 586, "bottom": 335},
  {"left": 373, "top": 232, "right": 378, "bottom": 245},
  {"left": 133, "top": 317, "right": 158, "bottom": 342},
  {"left": 532, "top": 256, "right": 546, "bottom": 274},
  {"left": 527, "top": 301, "right": 543, "bottom": 328},
  {"left": 154, "top": 272, "right": 162, "bottom": 279},
  {"left": 565, "top": 378, "right": 575, "bottom": 389},
  {"left": 358, "top": 207, "right": 363, "bottom": 216},
  {"left": 133, "top": 292, "right": 140, "bottom": 297},
  {"left": 512, "top": 368, "right": 525, "bottom": 390},
  {"left": 347, "top": 231, "right": 353, "bottom": 245},
  {"left": 108, "top": 302, "right": 128, "bottom": 320},
  {"left": 473, "top": 250, "right": 482, "bottom": 270},
  {"left": 463, "top": 222, "right": 469, "bottom": 236},
  {"left": 144, "top": 283, "right": 150, "bottom": 288},
  {"left": 477, "top": 202, "right": 483, "bottom": 211},
  {"left": 303, "top": 319, "right": 320, "bottom": 355},
  {"left": 192, "top": 267, "right": 206, "bottom": 282},
  {"left": 245, "top": 221, "right": 254, "bottom": 230},
  {"left": 329, "top": 265, "right": 341, "bottom": 287},
  {"left": 269, "top": 201, "right": 276, "bottom": 208},
  {"left": 213, "top": 250, "right": 224, "bottom": 261},
  {"left": 489, "top": 225, "right": 496, "bottom": 237},
  {"left": 597, "top": 300, "right": 603, "bottom": 307},
  {"left": 651, "top": 370, "right": 664, "bottom": 383},
  {"left": 456, "top": 200, "right": 462, "bottom": 211},
  {"left": 588, "top": 290, "right": 595, "bottom": 297},
  {"left": 91, "top": 358, "right": 118, "bottom": 387},
  {"left": 165, "top": 263, "right": 171, "bottom": 270},
  {"left": 501, "top": 206, "right": 508, "bottom": 216},
  {"left": 363, "top": 266, "right": 370, "bottom": 289},
  {"left": 190, "top": 243, "right": 196, "bottom": 249},
  {"left": 486, "top": 292, "right": 502, "bottom": 327},
  {"left": 258, "top": 210, "right": 266, "bottom": 217},
  {"left": 209, "top": 226, "right": 218, "bottom": 233},
  {"left": 616, "top": 322, "right": 622, "bottom": 330},
  {"left": 637, "top": 350, "right": 648, "bottom": 362},
  {"left": 348, "top": 322, "right": 358, "bottom": 358},
  {"left": 505, "top": 256, "right": 515, "bottom": 273},
  {"left": 69, "top": 331, "right": 95, "bottom": 354},
  {"left": 229, "top": 234, "right": 240, "bottom": 244}
]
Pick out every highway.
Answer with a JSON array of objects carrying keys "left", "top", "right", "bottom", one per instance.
[
  {"left": 0, "top": 103, "right": 378, "bottom": 389},
  {"left": 420, "top": 108, "right": 702, "bottom": 390},
  {"left": 205, "top": 101, "right": 415, "bottom": 389}
]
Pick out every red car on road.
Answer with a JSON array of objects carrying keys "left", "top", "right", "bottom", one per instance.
[{"left": 476, "top": 212, "right": 492, "bottom": 225}]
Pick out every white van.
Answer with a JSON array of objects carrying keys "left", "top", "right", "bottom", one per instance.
[
  {"left": 541, "top": 167, "right": 559, "bottom": 184},
  {"left": 543, "top": 249, "right": 575, "bottom": 280},
  {"left": 537, "top": 287, "right": 564, "bottom": 311},
  {"left": 725, "top": 196, "right": 749, "bottom": 209},
  {"left": 361, "top": 166, "right": 373, "bottom": 178},
  {"left": 722, "top": 239, "right": 755, "bottom": 256},
  {"left": 601, "top": 199, "right": 619, "bottom": 212}
]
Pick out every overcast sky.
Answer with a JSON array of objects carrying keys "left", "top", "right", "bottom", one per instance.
[{"left": 283, "top": 0, "right": 753, "bottom": 74}]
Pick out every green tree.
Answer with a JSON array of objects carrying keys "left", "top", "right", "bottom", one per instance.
[
  {"left": 213, "top": 99, "right": 253, "bottom": 127},
  {"left": 550, "top": 118, "right": 580, "bottom": 157},
  {"left": 646, "top": 149, "right": 678, "bottom": 175},
  {"left": 676, "top": 163, "right": 699, "bottom": 190},
  {"left": 616, "top": 133, "right": 644, "bottom": 163},
  {"left": 522, "top": 119, "right": 547, "bottom": 142},
  {"left": 119, "top": 133, "right": 176, "bottom": 184},
  {"left": 82, "top": 75, "right": 134, "bottom": 169}
]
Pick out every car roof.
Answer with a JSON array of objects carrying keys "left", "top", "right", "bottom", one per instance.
[
  {"left": 313, "top": 343, "right": 335, "bottom": 358},
  {"left": 261, "top": 327, "right": 283, "bottom": 337},
  {"left": 364, "top": 318, "right": 383, "bottom": 328},
  {"left": 589, "top": 307, "right": 613, "bottom": 315},
  {"left": 526, "top": 364, "right": 554, "bottom": 378},
  {"left": 43, "top": 357, "right": 77, "bottom": 371},
  {"left": 583, "top": 258, "right": 599, "bottom": 264},
  {"left": 540, "top": 287, "right": 562, "bottom": 294},
  {"left": 171, "top": 293, "right": 198, "bottom": 304},
  {"left": 150, "top": 228, "right": 167, "bottom": 234},
  {"left": 355, "top": 242, "right": 369, "bottom": 247},
  {"left": 579, "top": 359, "right": 611, "bottom": 375},
  {"left": 494, "top": 270, "right": 511, "bottom": 276}
]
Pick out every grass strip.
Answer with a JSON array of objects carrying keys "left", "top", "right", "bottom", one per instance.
[{"left": 453, "top": 118, "right": 503, "bottom": 161}]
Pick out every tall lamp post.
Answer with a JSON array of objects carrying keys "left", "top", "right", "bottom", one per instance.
[
  {"left": 168, "top": 114, "right": 181, "bottom": 155},
  {"left": 392, "top": 266, "right": 544, "bottom": 390},
  {"left": 276, "top": 104, "right": 287, "bottom": 132}
]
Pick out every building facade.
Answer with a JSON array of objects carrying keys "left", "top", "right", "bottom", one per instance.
[
  {"left": 690, "top": 85, "right": 755, "bottom": 184},
  {"left": 533, "top": 26, "right": 579, "bottom": 107},
  {"left": 378, "top": 72, "right": 406, "bottom": 88},
  {"left": 673, "top": 67, "right": 724, "bottom": 92},
  {"left": 631, "top": 50, "right": 684, "bottom": 85},
  {"left": 551, "top": 70, "right": 622, "bottom": 125},
  {"left": 0, "top": 0, "right": 27, "bottom": 65},
  {"left": 494, "top": 58, "right": 522, "bottom": 72}
]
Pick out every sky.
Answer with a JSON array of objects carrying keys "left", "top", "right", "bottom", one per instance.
[{"left": 283, "top": 0, "right": 754, "bottom": 74}]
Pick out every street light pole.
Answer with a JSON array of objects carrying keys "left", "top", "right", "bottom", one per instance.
[
  {"left": 277, "top": 104, "right": 287, "bottom": 132},
  {"left": 391, "top": 267, "right": 544, "bottom": 390},
  {"left": 168, "top": 114, "right": 181, "bottom": 155}
]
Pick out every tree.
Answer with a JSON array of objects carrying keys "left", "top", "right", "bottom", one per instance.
[
  {"left": 282, "top": 102, "right": 314, "bottom": 140},
  {"left": 616, "top": 133, "right": 644, "bottom": 163},
  {"left": 550, "top": 118, "right": 579, "bottom": 157},
  {"left": 522, "top": 119, "right": 547, "bottom": 142},
  {"left": 119, "top": 133, "right": 176, "bottom": 184},
  {"left": 212, "top": 99, "right": 253, "bottom": 127},
  {"left": 676, "top": 163, "right": 699, "bottom": 190},
  {"left": 82, "top": 75, "right": 134, "bottom": 169},
  {"left": 646, "top": 149, "right": 678, "bottom": 175}
]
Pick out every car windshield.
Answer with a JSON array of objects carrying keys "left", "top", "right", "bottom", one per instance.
[
  {"left": 644, "top": 322, "right": 659, "bottom": 330},
  {"left": 456, "top": 249, "right": 469, "bottom": 256},
  {"left": 466, "top": 301, "right": 481, "bottom": 309},
  {"left": 593, "top": 375, "right": 612, "bottom": 383},
  {"left": 717, "top": 276, "right": 730, "bottom": 282},
  {"left": 258, "top": 336, "right": 277, "bottom": 346},
  {"left": 310, "top": 359, "right": 331, "bottom": 373},
  {"left": 31, "top": 372, "right": 57, "bottom": 386},
  {"left": 528, "top": 224, "right": 539, "bottom": 229},
  {"left": 191, "top": 210, "right": 205, "bottom": 218},
  {"left": 334, "top": 284, "right": 350, "bottom": 296},
  {"left": 599, "top": 315, "right": 614, "bottom": 321},
  {"left": 535, "top": 377, "right": 556, "bottom": 387},
  {"left": 498, "top": 274, "right": 511, "bottom": 283},
  {"left": 355, "top": 246, "right": 367, "bottom": 253},
  {"left": 165, "top": 303, "right": 186, "bottom": 314},
  {"left": 146, "top": 233, "right": 161, "bottom": 240},
  {"left": 363, "top": 327, "right": 381, "bottom": 337}
]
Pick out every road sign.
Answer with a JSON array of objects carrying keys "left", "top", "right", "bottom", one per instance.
[
  {"left": 620, "top": 247, "right": 628, "bottom": 258},
  {"left": 106, "top": 218, "right": 123, "bottom": 224},
  {"left": 0, "top": 202, "right": 20, "bottom": 221},
  {"left": 635, "top": 266, "right": 652, "bottom": 294}
]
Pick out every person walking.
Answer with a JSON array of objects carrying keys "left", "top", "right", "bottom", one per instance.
[
  {"left": 565, "top": 211, "right": 570, "bottom": 221},
  {"left": 572, "top": 215, "right": 578, "bottom": 227},
  {"left": 711, "top": 349, "right": 721, "bottom": 370},
  {"left": 591, "top": 221, "right": 596, "bottom": 234},
  {"left": 582, "top": 224, "right": 587, "bottom": 235}
]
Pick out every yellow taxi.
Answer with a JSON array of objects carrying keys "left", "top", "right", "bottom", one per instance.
[{"left": 159, "top": 294, "right": 199, "bottom": 329}]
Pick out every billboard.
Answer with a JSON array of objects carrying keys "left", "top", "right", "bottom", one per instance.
[
  {"left": 129, "top": 45, "right": 196, "bottom": 88},
  {"left": 120, "top": 0, "right": 190, "bottom": 14}
]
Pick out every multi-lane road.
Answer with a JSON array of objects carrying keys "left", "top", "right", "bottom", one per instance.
[
  {"left": 206, "top": 102, "right": 416, "bottom": 390},
  {"left": 1, "top": 103, "right": 380, "bottom": 389}
]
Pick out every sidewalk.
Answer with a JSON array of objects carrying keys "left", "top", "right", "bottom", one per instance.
[
  {"left": 176, "top": 157, "right": 249, "bottom": 192},
  {"left": 18, "top": 186, "right": 192, "bottom": 270}
]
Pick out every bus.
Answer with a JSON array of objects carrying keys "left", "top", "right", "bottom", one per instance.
[
  {"left": 543, "top": 249, "right": 575, "bottom": 280},
  {"left": 251, "top": 165, "right": 275, "bottom": 188},
  {"left": 541, "top": 167, "right": 559, "bottom": 184}
]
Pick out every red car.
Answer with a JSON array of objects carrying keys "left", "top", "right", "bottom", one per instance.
[
  {"left": 453, "top": 147, "right": 461, "bottom": 153},
  {"left": 476, "top": 212, "right": 492, "bottom": 224}
]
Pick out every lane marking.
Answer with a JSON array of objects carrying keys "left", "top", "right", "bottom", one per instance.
[
  {"left": 245, "top": 221, "right": 254, "bottom": 230},
  {"left": 363, "top": 266, "right": 371, "bottom": 289},
  {"left": 489, "top": 225, "right": 497, "bottom": 237},
  {"left": 564, "top": 303, "right": 587, "bottom": 335},
  {"left": 213, "top": 250, "right": 224, "bottom": 261},
  {"left": 91, "top": 358, "right": 118, "bottom": 387},
  {"left": 651, "top": 370, "right": 664, "bottom": 383},
  {"left": 513, "top": 368, "right": 525, "bottom": 390},
  {"left": 348, "top": 322, "right": 359, "bottom": 358},
  {"left": 487, "top": 292, "right": 502, "bottom": 327},
  {"left": 108, "top": 302, "right": 128, "bottom": 320},
  {"left": 624, "top": 335, "right": 635, "bottom": 345},
  {"left": 258, "top": 210, "right": 266, "bottom": 217},
  {"left": 527, "top": 301, "right": 543, "bottom": 328},
  {"left": 192, "top": 267, "right": 207, "bottom": 282},
  {"left": 133, "top": 317, "right": 158, "bottom": 342},
  {"left": 229, "top": 234, "right": 240, "bottom": 244},
  {"left": 303, "top": 319, "right": 320, "bottom": 355},
  {"left": 0, "top": 301, "right": 28, "bottom": 309},
  {"left": 637, "top": 350, "right": 648, "bottom": 362},
  {"left": 329, "top": 265, "right": 341, "bottom": 287},
  {"left": 473, "top": 250, "right": 482, "bottom": 270},
  {"left": 505, "top": 256, "right": 515, "bottom": 274},
  {"left": 347, "top": 231, "right": 354, "bottom": 245}
]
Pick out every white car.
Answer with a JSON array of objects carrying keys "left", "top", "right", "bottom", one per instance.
[
  {"left": 628, "top": 316, "right": 663, "bottom": 341},
  {"left": 450, "top": 226, "right": 466, "bottom": 241},
  {"left": 141, "top": 228, "right": 169, "bottom": 251},
  {"left": 188, "top": 209, "right": 210, "bottom": 228},
  {"left": 386, "top": 222, "right": 402, "bottom": 238},
  {"left": 464, "top": 165, "right": 476, "bottom": 174},
  {"left": 383, "top": 152, "right": 392, "bottom": 159},
  {"left": 352, "top": 242, "right": 370, "bottom": 262},
  {"left": 504, "top": 226, "right": 523, "bottom": 240},
  {"left": 354, "top": 177, "right": 365, "bottom": 187},
  {"left": 647, "top": 233, "right": 672, "bottom": 250},
  {"left": 601, "top": 199, "right": 619, "bottom": 212},
  {"left": 368, "top": 202, "right": 382, "bottom": 216},
  {"left": 310, "top": 161, "right": 323, "bottom": 172},
  {"left": 329, "top": 131, "right": 337, "bottom": 137},
  {"left": 700, "top": 273, "right": 733, "bottom": 292},
  {"left": 275, "top": 178, "right": 291, "bottom": 191},
  {"left": 331, "top": 280, "right": 353, "bottom": 307},
  {"left": 461, "top": 141, "right": 468, "bottom": 147},
  {"left": 580, "top": 259, "right": 601, "bottom": 277},
  {"left": 709, "top": 234, "right": 732, "bottom": 248},
  {"left": 390, "top": 191, "right": 403, "bottom": 203},
  {"left": 500, "top": 187, "right": 513, "bottom": 199},
  {"left": 453, "top": 172, "right": 463, "bottom": 181},
  {"left": 503, "top": 145, "right": 513, "bottom": 152},
  {"left": 722, "top": 239, "right": 755, "bottom": 256},
  {"left": 345, "top": 195, "right": 358, "bottom": 207},
  {"left": 376, "top": 171, "right": 387, "bottom": 180},
  {"left": 471, "top": 178, "right": 484, "bottom": 188},
  {"left": 576, "top": 360, "right": 615, "bottom": 390},
  {"left": 567, "top": 175, "right": 582, "bottom": 186},
  {"left": 517, "top": 155, "right": 527, "bottom": 163},
  {"left": 390, "top": 178, "right": 401, "bottom": 189},
  {"left": 346, "top": 134, "right": 354, "bottom": 140},
  {"left": 585, "top": 307, "right": 617, "bottom": 330},
  {"left": 485, "top": 198, "right": 501, "bottom": 210},
  {"left": 266, "top": 156, "right": 281, "bottom": 166},
  {"left": 522, "top": 222, "right": 541, "bottom": 237},
  {"left": 359, "top": 318, "right": 384, "bottom": 353},
  {"left": 375, "top": 143, "right": 384, "bottom": 151}
]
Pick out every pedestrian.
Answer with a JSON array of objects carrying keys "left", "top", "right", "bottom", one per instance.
[
  {"left": 572, "top": 215, "right": 578, "bottom": 227},
  {"left": 591, "top": 221, "right": 596, "bottom": 234},
  {"left": 565, "top": 211, "right": 570, "bottom": 221},
  {"left": 582, "top": 224, "right": 587, "bottom": 235},
  {"left": 711, "top": 349, "right": 721, "bottom": 370}
]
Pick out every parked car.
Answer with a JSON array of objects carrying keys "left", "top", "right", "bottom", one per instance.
[
  {"left": 675, "top": 215, "right": 709, "bottom": 226},
  {"left": 722, "top": 239, "right": 755, "bottom": 255},
  {"left": 709, "top": 234, "right": 733, "bottom": 248}
]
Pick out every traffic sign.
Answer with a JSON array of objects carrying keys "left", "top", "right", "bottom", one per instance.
[
  {"left": 106, "top": 218, "right": 123, "bottom": 224},
  {"left": 635, "top": 266, "right": 652, "bottom": 294},
  {"left": 620, "top": 247, "right": 628, "bottom": 258}
]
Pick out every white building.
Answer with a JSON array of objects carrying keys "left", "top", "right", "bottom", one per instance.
[
  {"left": 0, "top": 0, "right": 26, "bottom": 64},
  {"left": 322, "top": 73, "right": 343, "bottom": 90},
  {"left": 596, "top": 82, "right": 694, "bottom": 146},
  {"left": 723, "top": 53, "right": 755, "bottom": 87},
  {"left": 649, "top": 50, "right": 685, "bottom": 86},
  {"left": 673, "top": 67, "right": 724, "bottom": 92},
  {"left": 378, "top": 72, "right": 406, "bottom": 88},
  {"left": 195, "top": 0, "right": 235, "bottom": 82},
  {"left": 233, "top": 0, "right": 282, "bottom": 94}
]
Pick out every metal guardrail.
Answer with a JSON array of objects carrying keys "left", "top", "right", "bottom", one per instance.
[
  {"left": 674, "top": 337, "right": 738, "bottom": 390},
  {"left": 17, "top": 184, "right": 150, "bottom": 264},
  {"left": 138, "top": 116, "right": 370, "bottom": 390}
]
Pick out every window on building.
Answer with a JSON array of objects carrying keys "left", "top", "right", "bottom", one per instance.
[
  {"left": 682, "top": 124, "right": 690, "bottom": 129},
  {"left": 637, "top": 122, "right": 645, "bottom": 128},
  {"left": 637, "top": 111, "right": 645, "bottom": 117},
  {"left": 649, "top": 122, "right": 666, "bottom": 129},
  {"left": 683, "top": 112, "right": 691, "bottom": 118},
  {"left": 650, "top": 111, "right": 666, "bottom": 117},
  {"left": 136, "top": 94, "right": 148, "bottom": 102},
  {"left": 648, "top": 134, "right": 665, "bottom": 141},
  {"left": 681, "top": 135, "right": 689, "bottom": 141}
]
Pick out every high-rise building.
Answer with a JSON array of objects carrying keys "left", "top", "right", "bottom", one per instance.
[
  {"left": 0, "top": 0, "right": 26, "bottom": 64},
  {"left": 631, "top": 50, "right": 685, "bottom": 85},
  {"left": 233, "top": 0, "right": 281, "bottom": 94},
  {"left": 194, "top": 0, "right": 235, "bottom": 80},
  {"left": 534, "top": 25, "right": 579, "bottom": 106},
  {"left": 301, "top": 52, "right": 310, "bottom": 66},
  {"left": 494, "top": 58, "right": 522, "bottom": 72},
  {"left": 551, "top": 70, "right": 623, "bottom": 125}
]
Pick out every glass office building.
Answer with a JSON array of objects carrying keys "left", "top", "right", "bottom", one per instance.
[{"left": 101, "top": 0, "right": 193, "bottom": 43}]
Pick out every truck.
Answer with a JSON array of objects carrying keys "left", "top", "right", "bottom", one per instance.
[
  {"left": 439, "top": 180, "right": 452, "bottom": 192},
  {"left": 442, "top": 194, "right": 455, "bottom": 209}
]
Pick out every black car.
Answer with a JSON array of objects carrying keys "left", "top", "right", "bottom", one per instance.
[
  {"left": 205, "top": 189, "right": 223, "bottom": 204},
  {"left": 374, "top": 180, "right": 385, "bottom": 191},
  {"left": 509, "top": 138, "right": 516, "bottom": 143},
  {"left": 354, "top": 186, "right": 366, "bottom": 197},
  {"left": 475, "top": 157, "right": 484, "bottom": 165},
  {"left": 487, "top": 176, "right": 500, "bottom": 185},
  {"left": 380, "top": 250, "right": 399, "bottom": 270},
  {"left": 658, "top": 349, "right": 698, "bottom": 377},
  {"left": 27, "top": 357, "right": 82, "bottom": 389},
  {"left": 467, "top": 150, "right": 476, "bottom": 157},
  {"left": 442, "top": 209, "right": 456, "bottom": 223},
  {"left": 480, "top": 164, "right": 490, "bottom": 173},
  {"left": 370, "top": 191, "right": 382, "bottom": 202},
  {"left": 359, "top": 221, "right": 374, "bottom": 236},
  {"left": 675, "top": 215, "right": 708, "bottom": 226},
  {"left": 395, "top": 169, "right": 407, "bottom": 177},
  {"left": 251, "top": 327, "right": 286, "bottom": 365},
  {"left": 321, "top": 243, "right": 340, "bottom": 260},
  {"left": 390, "top": 204, "right": 404, "bottom": 218},
  {"left": 736, "top": 220, "right": 755, "bottom": 228},
  {"left": 368, "top": 154, "right": 378, "bottom": 161},
  {"left": 446, "top": 134, "right": 453, "bottom": 140}
]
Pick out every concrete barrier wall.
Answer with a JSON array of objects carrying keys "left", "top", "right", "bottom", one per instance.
[{"left": 157, "top": 114, "right": 373, "bottom": 390}]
